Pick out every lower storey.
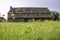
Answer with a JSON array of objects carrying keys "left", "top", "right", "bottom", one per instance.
[{"left": 8, "top": 18, "right": 52, "bottom": 22}]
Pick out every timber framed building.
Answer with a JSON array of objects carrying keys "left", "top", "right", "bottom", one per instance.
[{"left": 8, "top": 6, "right": 52, "bottom": 22}]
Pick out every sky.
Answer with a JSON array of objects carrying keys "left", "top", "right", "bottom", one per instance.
[{"left": 0, "top": 0, "right": 60, "bottom": 19}]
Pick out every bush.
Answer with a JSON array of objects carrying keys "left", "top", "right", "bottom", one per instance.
[
  {"left": 53, "top": 13, "right": 59, "bottom": 21},
  {"left": 51, "top": 11, "right": 59, "bottom": 21},
  {"left": 59, "top": 14, "right": 60, "bottom": 21}
]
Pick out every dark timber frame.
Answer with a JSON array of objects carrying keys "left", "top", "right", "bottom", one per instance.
[{"left": 8, "top": 6, "right": 52, "bottom": 22}]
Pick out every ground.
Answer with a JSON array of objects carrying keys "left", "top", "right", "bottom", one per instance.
[{"left": 0, "top": 21, "right": 60, "bottom": 40}]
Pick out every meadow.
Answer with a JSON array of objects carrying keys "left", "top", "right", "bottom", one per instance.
[{"left": 0, "top": 21, "right": 60, "bottom": 40}]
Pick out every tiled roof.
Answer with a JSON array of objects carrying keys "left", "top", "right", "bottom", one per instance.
[{"left": 9, "top": 7, "right": 49, "bottom": 13}]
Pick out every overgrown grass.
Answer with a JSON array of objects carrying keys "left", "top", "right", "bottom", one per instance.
[
  {"left": 0, "top": 21, "right": 60, "bottom": 40},
  {"left": 59, "top": 14, "right": 60, "bottom": 20}
]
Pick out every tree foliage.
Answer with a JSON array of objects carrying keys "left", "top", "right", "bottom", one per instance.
[
  {"left": 51, "top": 11, "right": 59, "bottom": 21},
  {"left": 11, "top": 13, "right": 15, "bottom": 17},
  {"left": 11, "top": 13, "right": 15, "bottom": 22}
]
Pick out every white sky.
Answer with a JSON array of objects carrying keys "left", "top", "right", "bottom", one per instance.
[{"left": 0, "top": 0, "right": 60, "bottom": 19}]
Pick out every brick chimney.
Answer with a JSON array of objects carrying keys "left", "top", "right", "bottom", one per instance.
[
  {"left": 10, "top": 6, "right": 12, "bottom": 9},
  {"left": 0, "top": 13, "right": 1, "bottom": 17}
]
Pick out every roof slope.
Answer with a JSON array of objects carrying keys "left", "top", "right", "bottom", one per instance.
[{"left": 8, "top": 6, "right": 50, "bottom": 13}]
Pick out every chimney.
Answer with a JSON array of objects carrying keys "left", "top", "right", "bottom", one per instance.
[
  {"left": 0, "top": 13, "right": 1, "bottom": 17},
  {"left": 10, "top": 6, "right": 12, "bottom": 9}
]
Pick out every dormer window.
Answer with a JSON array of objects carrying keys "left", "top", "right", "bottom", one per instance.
[
  {"left": 25, "top": 8, "right": 31, "bottom": 12},
  {"left": 16, "top": 9, "right": 24, "bottom": 13}
]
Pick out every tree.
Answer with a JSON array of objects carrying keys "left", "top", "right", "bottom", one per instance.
[
  {"left": 58, "top": 13, "right": 60, "bottom": 21},
  {"left": 11, "top": 13, "right": 15, "bottom": 17},
  {"left": 11, "top": 13, "right": 15, "bottom": 22},
  {"left": 1, "top": 14, "right": 6, "bottom": 22},
  {"left": 51, "top": 11, "right": 59, "bottom": 21},
  {"left": 2, "top": 14, "right": 5, "bottom": 17}
]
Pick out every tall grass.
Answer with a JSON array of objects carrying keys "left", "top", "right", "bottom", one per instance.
[
  {"left": 59, "top": 14, "right": 60, "bottom": 20},
  {"left": 0, "top": 21, "right": 60, "bottom": 40}
]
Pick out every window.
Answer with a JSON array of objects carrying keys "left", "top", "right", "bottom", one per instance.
[
  {"left": 16, "top": 9, "right": 24, "bottom": 13},
  {"left": 32, "top": 8, "right": 39, "bottom": 12},
  {"left": 36, "top": 14, "right": 39, "bottom": 16},
  {"left": 25, "top": 8, "right": 31, "bottom": 12},
  {"left": 18, "top": 9, "right": 23, "bottom": 12},
  {"left": 24, "top": 13, "right": 30, "bottom": 16},
  {"left": 20, "top": 13, "right": 23, "bottom": 16}
]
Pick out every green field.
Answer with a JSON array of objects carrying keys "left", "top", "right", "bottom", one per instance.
[{"left": 0, "top": 21, "right": 60, "bottom": 40}]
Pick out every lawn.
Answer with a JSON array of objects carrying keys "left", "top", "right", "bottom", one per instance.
[{"left": 0, "top": 21, "right": 60, "bottom": 40}]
